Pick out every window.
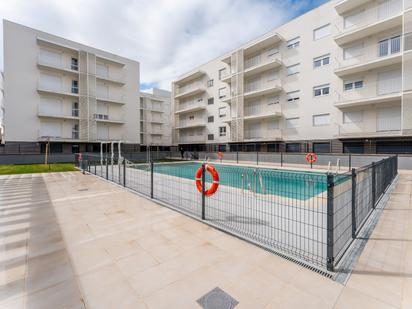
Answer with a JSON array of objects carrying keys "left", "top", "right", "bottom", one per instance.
[
  {"left": 71, "top": 58, "right": 78, "bottom": 71},
  {"left": 207, "top": 79, "right": 214, "bottom": 87},
  {"left": 377, "top": 107, "right": 401, "bottom": 131},
  {"left": 287, "top": 37, "right": 300, "bottom": 49},
  {"left": 219, "top": 68, "right": 227, "bottom": 80},
  {"left": 378, "top": 35, "right": 401, "bottom": 57},
  {"left": 313, "top": 54, "right": 330, "bottom": 68},
  {"left": 313, "top": 114, "right": 330, "bottom": 126},
  {"left": 72, "top": 124, "right": 79, "bottom": 139},
  {"left": 344, "top": 43, "right": 364, "bottom": 60},
  {"left": 208, "top": 134, "right": 214, "bottom": 141},
  {"left": 208, "top": 97, "right": 214, "bottom": 105},
  {"left": 313, "top": 84, "right": 330, "bottom": 97},
  {"left": 343, "top": 111, "right": 362, "bottom": 123},
  {"left": 208, "top": 116, "right": 214, "bottom": 123},
  {"left": 219, "top": 126, "right": 226, "bottom": 137},
  {"left": 313, "top": 24, "right": 331, "bottom": 40},
  {"left": 71, "top": 80, "right": 78, "bottom": 94},
  {"left": 218, "top": 87, "right": 227, "bottom": 99},
  {"left": 287, "top": 91, "right": 300, "bottom": 102},
  {"left": 344, "top": 79, "right": 364, "bottom": 91},
  {"left": 286, "top": 63, "right": 300, "bottom": 76},
  {"left": 286, "top": 117, "right": 299, "bottom": 129},
  {"left": 218, "top": 107, "right": 227, "bottom": 118}
]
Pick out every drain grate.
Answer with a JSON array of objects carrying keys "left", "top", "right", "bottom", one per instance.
[{"left": 197, "top": 287, "right": 239, "bottom": 309}]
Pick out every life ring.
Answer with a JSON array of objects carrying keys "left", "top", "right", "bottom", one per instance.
[
  {"left": 195, "top": 164, "right": 219, "bottom": 197},
  {"left": 217, "top": 152, "right": 223, "bottom": 160},
  {"left": 306, "top": 153, "right": 317, "bottom": 164}
]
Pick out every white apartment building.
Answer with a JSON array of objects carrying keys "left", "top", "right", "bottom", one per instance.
[
  {"left": 140, "top": 88, "right": 172, "bottom": 148},
  {"left": 0, "top": 71, "right": 4, "bottom": 144},
  {"left": 172, "top": 0, "right": 412, "bottom": 154},
  {"left": 3, "top": 20, "right": 140, "bottom": 154}
]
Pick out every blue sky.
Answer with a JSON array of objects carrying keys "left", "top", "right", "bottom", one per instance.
[{"left": 0, "top": 0, "right": 329, "bottom": 91}]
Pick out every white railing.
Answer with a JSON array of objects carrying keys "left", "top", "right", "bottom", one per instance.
[
  {"left": 176, "top": 98, "right": 206, "bottom": 113},
  {"left": 176, "top": 81, "right": 204, "bottom": 95},
  {"left": 179, "top": 133, "right": 206, "bottom": 143},
  {"left": 334, "top": 0, "right": 402, "bottom": 35},
  {"left": 244, "top": 102, "right": 281, "bottom": 117},
  {"left": 244, "top": 50, "right": 280, "bottom": 70},
  {"left": 244, "top": 78, "right": 281, "bottom": 94},
  {"left": 338, "top": 122, "right": 400, "bottom": 137},
  {"left": 38, "top": 105, "right": 78, "bottom": 119},
  {"left": 96, "top": 93, "right": 125, "bottom": 103},
  {"left": 336, "top": 78, "right": 402, "bottom": 104},
  {"left": 335, "top": 36, "right": 401, "bottom": 70},
  {"left": 37, "top": 82, "right": 77, "bottom": 95},
  {"left": 177, "top": 118, "right": 206, "bottom": 128},
  {"left": 93, "top": 113, "right": 124, "bottom": 122},
  {"left": 37, "top": 56, "right": 78, "bottom": 72},
  {"left": 96, "top": 70, "right": 125, "bottom": 83}
]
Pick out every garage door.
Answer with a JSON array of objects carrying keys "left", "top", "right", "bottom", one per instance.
[
  {"left": 343, "top": 142, "right": 364, "bottom": 154},
  {"left": 313, "top": 142, "right": 330, "bottom": 153}
]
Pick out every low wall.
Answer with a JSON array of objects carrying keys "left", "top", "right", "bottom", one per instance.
[{"left": 0, "top": 154, "right": 75, "bottom": 165}]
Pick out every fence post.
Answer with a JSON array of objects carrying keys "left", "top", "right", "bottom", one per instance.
[
  {"left": 106, "top": 157, "right": 108, "bottom": 180},
  {"left": 349, "top": 153, "right": 352, "bottom": 171},
  {"left": 201, "top": 163, "right": 206, "bottom": 220},
  {"left": 281, "top": 152, "right": 283, "bottom": 167},
  {"left": 123, "top": 159, "right": 126, "bottom": 187},
  {"left": 351, "top": 168, "right": 357, "bottom": 238},
  {"left": 256, "top": 151, "right": 259, "bottom": 165},
  {"left": 371, "top": 162, "right": 376, "bottom": 209},
  {"left": 236, "top": 151, "right": 239, "bottom": 164},
  {"left": 326, "top": 174, "right": 335, "bottom": 271},
  {"left": 150, "top": 160, "right": 154, "bottom": 199}
]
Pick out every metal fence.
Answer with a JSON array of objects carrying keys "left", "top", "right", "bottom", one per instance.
[{"left": 79, "top": 154, "right": 398, "bottom": 272}]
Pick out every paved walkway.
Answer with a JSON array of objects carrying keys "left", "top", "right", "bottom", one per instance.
[{"left": 0, "top": 171, "right": 411, "bottom": 309}]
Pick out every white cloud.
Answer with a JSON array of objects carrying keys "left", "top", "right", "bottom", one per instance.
[{"left": 0, "top": 0, "right": 314, "bottom": 90}]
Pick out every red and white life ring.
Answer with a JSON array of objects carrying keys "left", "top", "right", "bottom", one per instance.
[
  {"left": 195, "top": 164, "right": 219, "bottom": 197},
  {"left": 306, "top": 153, "right": 317, "bottom": 164}
]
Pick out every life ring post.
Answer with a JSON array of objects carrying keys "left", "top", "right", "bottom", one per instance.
[{"left": 201, "top": 163, "right": 206, "bottom": 220}]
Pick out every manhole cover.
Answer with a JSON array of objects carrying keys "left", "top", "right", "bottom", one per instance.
[{"left": 197, "top": 287, "right": 238, "bottom": 309}]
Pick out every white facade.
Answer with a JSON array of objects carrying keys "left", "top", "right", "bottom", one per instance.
[
  {"left": 3, "top": 20, "right": 140, "bottom": 149},
  {"left": 172, "top": 0, "right": 412, "bottom": 153},
  {"left": 140, "top": 88, "right": 172, "bottom": 146},
  {"left": 0, "top": 71, "right": 4, "bottom": 143}
]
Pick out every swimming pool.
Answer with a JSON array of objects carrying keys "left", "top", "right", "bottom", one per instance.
[{"left": 137, "top": 162, "right": 330, "bottom": 200}]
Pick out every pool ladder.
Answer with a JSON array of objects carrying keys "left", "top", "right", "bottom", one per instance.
[{"left": 242, "top": 169, "right": 265, "bottom": 194}]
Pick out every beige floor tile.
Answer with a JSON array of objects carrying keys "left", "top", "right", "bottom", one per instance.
[
  {"left": 68, "top": 241, "right": 112, "bottom": 275},
  {"left": 115, "top": 250, "right": 159, "bottom": 276},
  {"left": 334, "top": 286, "right": 398, "bottom": 309}
]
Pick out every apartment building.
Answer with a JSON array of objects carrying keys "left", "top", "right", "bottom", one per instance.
[
  {"left": 0, "top": 72, "right": 4, "bottom": 144},
  {"left": 172, "top": 0, "right": 412, "bottom": 154},
  {"left": 2, "top": 20, "right": 140, "bottom": 153},
  {"left": 140, "top": 88, "right": 172, "bottom": 148}
]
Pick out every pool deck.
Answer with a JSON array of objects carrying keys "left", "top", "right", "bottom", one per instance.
[{"left": 0, "top": 171, "right": 411, "bottom": 309}]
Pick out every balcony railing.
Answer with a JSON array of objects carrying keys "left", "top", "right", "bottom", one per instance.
[
  {"left": 96, "top": 71, "right": 125, "bottom": 84},
  {"left": 38, "top": 106, "right": 79, "bottom": 119},
  {"left": 334, "top": 0, "right": 402, "bottom": 35},
  {"left": 96, "top": 93, "right": 125, "bottom": 104},
  {"left": 37, "top": 57, "right": 79, "bottom": 73},
  {"left": 37, "top": 82, "right": 79, "bottom": 97},
  {"left": 177, "top": 119, "right": 206, "bottom": 128},
  {"left": 179, "top": 133, "right": 207, "bottom": 143},
  {"left": 336, "top": 78, "right": 402, "bottom": 106},
  {"left": 244, "top": 103, "right": 281, "bottom": 117},
  {"left": 244, "top": 128, "right": 281, "bottom": 140},
  {"left": 335, "top": 36, "right": 401, "bottom": 72},
  {"left": 338, "top": 122, "right": 401, "bottom": 137},
  {"left": 244, "top": 78, "right": 281, "bottom": 94},
  {"left": 175, "top": 98, "right": 206, "bottom": 113},
  {"left": 93, "top": 113, "right": 124, "bottom": 123},
  {"left": 244, "top": 50, "right": 281, "bottom": 70},
  {"left": 176, "top": 81, "right": 205, "bottom": 95}
]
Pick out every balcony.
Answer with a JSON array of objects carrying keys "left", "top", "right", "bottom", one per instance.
[
  {"left": 244, "top": 79, "right": 282, "bottom": 99},
  {"left": 243, "top": 33, "right": 282, "bottom": 56},
  {"left": 243, "top": 103, "right": 282, "bottom": 121},
  {"left": 219, "top": 69, "right": 233, "bottom": 84},
  {"left": 175, "top": 99, "right": 207, "bottom": 114},
  {"left": 335, "top": 0, "right": 371, "bottom": 15},
  {"left": 93, "top": 113, "right": 125, "bottom": 124},
  {"left": 337, "top": 122, "right": 401, "bottom": 138},
  {"left": 179, "top": 134, "right": 207, "bottom": 144},
  {"left": 175, "top": 70, "right": 206, "bottom": 86},
  {"left": 37, "top": 57, "right": 79, "bottom": 75},
  {"left": 243, "top": 52, "right": 282, "bottom": 78},
  {"left": 143, "top": 113, "right": 164, "bottom": 124},
  {"left": 96, "top": 94, "right": 125, "bottom": 105},
  {"left": 335, "top": 79, "right": 402, "bottom": 108},
  {"left": 37, "top": 83, "right": 79, "bottom": 98},
  {"left": 174, "top": 81, "right": 206, "bottom": 100},
  {"left": 37, "top": 106, "right": 79, "bottom": 120},
  {"left": 243, "top": 128, "right": 282, "bottom": 142},
  {"left": 37, "top": 130, "right": 80, "bottom": 142},
  {"left": 175, "top": 119, "right": 206, "bottom": 130},
  {"left": 334, "top": 0, "right": 402, "bottom": 45},
  {"left": 96, "top": 71, "right": 125, "bottom": 86},
  {"left": 335, "top": 38, "right": 402, "bottom": 77}
]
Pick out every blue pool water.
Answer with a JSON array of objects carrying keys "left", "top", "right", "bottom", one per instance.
[{"left": 138, "top": 162, "right": 331, "bottom": 200}]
